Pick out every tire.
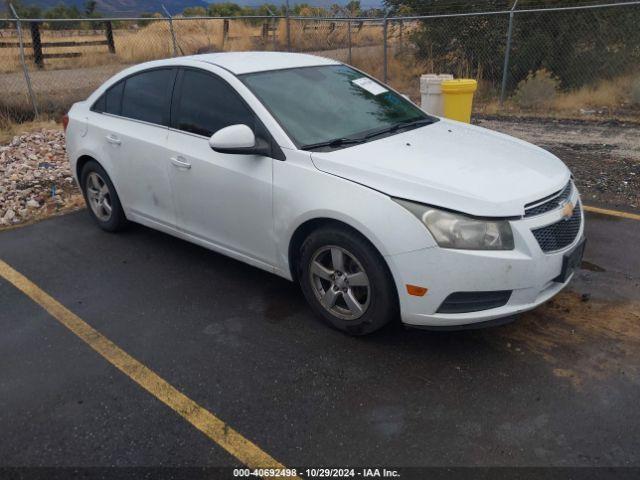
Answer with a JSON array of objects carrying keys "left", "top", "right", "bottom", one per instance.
[
  {"left": 298, "top": 226, "right": 398, "bottom": 335},
  {"left": 80, "top": 160, "right": 128, "bottom": 232}
]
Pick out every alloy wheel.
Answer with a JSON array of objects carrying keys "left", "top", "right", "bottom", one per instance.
[
  {"left": 86, "top": 172, "right": 113, "bottom": 222},
  {"left": 308, "top": 245, "right": 371, "bottom": 320}
]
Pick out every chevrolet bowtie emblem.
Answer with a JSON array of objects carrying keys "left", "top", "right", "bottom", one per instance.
[{"left": 561, "top": 201, "right": 574, "bottom": 220}]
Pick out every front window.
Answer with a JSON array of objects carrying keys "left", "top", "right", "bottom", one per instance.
[
  {"left": 241, "top": 65, "right": 436, "bottom": 150},
  {"left": 174, "top": 69, "right": 256, "bottom": 137}
]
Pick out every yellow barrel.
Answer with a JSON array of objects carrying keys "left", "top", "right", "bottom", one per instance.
[{"left": 441, "top": 79, "right": 478, "bottom": 123}]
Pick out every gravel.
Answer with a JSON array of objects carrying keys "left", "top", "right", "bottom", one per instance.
[
  {"left": 0, "top": 129, "right": 82, "bottom": 227},
  {"left": 476, "top": 116, "right": 640, "bottom": 211}
]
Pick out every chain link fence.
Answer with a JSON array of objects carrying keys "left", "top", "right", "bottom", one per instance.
[
  {"left": 1, "top": 1, "right": 639, "bottom": 123},
  {"left": 385, "top": 1, "right": 640, "bottom": 117}
]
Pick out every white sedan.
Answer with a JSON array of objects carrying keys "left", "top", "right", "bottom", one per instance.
[{"left": 65, "top": 52, "right": 585, "bottom": 335}]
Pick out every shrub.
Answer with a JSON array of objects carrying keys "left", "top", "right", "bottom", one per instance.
[{"left": 513, "top": 69, "right": 560, "bottom": 109}]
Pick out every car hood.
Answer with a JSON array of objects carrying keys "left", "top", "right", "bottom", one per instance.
[{"left": 310, "top": 119, "right": 570, "bottom": 217}]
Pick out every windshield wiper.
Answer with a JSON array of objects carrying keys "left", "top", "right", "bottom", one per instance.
[
  {"left": 364, "top": 117, "right": 435, "bottom": 140},
  {"left": 300, "top": 137, "right": 364, "bottom": 151},
  {"left": 300, "top": 118, "right": 436, "bottom": 151}
]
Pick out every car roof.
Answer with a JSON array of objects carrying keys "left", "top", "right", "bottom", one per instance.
[{"left": 181, "top": 51, "right": 340, "bottom": 75}]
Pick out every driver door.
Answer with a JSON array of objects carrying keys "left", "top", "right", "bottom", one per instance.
[{"left": 166, "top": 68, "right": 276, "bottom": 268}]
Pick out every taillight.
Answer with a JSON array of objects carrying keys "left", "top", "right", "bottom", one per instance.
[{"left": 62, "top": 114, "right": 69, "bottom": 132}]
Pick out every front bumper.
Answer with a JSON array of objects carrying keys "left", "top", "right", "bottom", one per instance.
[{"left": 386, "top": 191, "right": 585, "bottom": 328}]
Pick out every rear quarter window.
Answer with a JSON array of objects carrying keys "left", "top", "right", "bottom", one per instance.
[
  {"left": 91, "top": 80, "right": 124, "bottom": 116},
  {"left": 105, "top": 82, "right": 124, "bottom": 115}
]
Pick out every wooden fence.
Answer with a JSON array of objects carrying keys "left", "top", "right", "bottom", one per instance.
[{"left": 0, "top": 21, "right": 116, "bottom": 68}]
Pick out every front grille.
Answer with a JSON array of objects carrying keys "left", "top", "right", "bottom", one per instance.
[
  {"left": 532, "top": 202, "right": 582, "bottom": 253},
  {"left": 525, "top": 181, "right": 572, "bottom": 217},
  {"left": 437, "top": 290, "right": 512, "bottom": 314}
]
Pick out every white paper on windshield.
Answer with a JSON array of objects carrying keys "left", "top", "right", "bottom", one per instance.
[{"left": 352, "top": 77, "right": 388, "bottom": 96}]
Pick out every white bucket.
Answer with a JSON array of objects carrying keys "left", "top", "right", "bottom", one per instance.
[{"left": 420, "top": 74, "right": 453, "bottom": 116}]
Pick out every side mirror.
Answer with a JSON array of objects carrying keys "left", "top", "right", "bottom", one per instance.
[{"left": 209, "top": 124, "right": 271, "bottom": 157}]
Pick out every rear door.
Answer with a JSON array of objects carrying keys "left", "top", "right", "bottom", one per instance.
[
  {"left": 166, "top": 68, "right": 276, "bottom": 267},
  {"left": 93, "top": 68, "right": 178, "bottom": 229}
]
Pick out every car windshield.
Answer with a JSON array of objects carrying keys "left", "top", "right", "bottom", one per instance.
[{"left": 241, "top": 65, "right": 437, "bottom": 150}]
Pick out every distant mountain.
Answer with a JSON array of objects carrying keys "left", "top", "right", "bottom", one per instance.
[{"left": 19, "top": 0, "right": 382, "bottom": 16}]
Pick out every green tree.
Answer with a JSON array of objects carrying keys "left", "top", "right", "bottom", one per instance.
[
  {"left": 346, "top": 0, "right": 361, "bottom": 16},
  {"left": 252, "top": 3, "right": 279, "bottom": 17},
  {"left": 207, "top": 2, "right": 243, "bottom": 17},
  {"left": 44, "top": 3, "right": 82, "bottom": 29},
  {"left": 84, "top": 0, "right": 97, "bottom": 16},
  {"left": 183, "top": 6, "right": 207, "bottom": 16},
  {"left": 384, "top": 0, "right": 640, "bottom": 90},
  {"left": 9, "top": 0, "right": 43, "bottom": 19},
  {"left": 137, "top": 12, "right": 160, "bottom": 27},
  {"left": 329, "top": 3, "right": 342, "bottom": 16}
]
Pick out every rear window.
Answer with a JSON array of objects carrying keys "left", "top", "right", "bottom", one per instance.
[{"left": 121, "top": 69, "right": 175, "bottom": 126}]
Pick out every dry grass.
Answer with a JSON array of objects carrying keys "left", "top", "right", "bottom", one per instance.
[
  {"left": 477, "top": 74, "right": 640, "bottom": 119},
  {"left": 0, "top": 22, "right": 176, "bottom": 72},
  {"left": 352, "top": 49, "right": 425, "bottom": 102},
  {"left": 1, "top": 20, "right": 637, "bottom": 121},
  {"left": 0, "top": 19, "right": 392, "bottom": 73},
  {"left": 0, "top": 115, "right": 60, "bottom": 144},
  {"left": 552, "top": 75, "right": 636, "bottom": 112}
]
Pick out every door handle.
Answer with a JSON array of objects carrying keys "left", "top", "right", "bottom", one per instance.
[
  {"left": 170, "top": 156, "right": 191, "bottom": 169},
  {"left": 105, "top": 134, "right": 121, "bottom": 145}
]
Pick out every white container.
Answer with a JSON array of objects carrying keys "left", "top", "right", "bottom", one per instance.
[{"left": 420, "top": 74, "right": 453, "bottom": 116}]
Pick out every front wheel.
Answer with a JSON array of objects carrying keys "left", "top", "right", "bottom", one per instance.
[{"left": 298, "top": 226, "right": 398, "bottom": 335}]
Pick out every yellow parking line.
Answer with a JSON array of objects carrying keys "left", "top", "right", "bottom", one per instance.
[
  {"left": 583, "top": 205, "right": 640, "bottom": 221},
  {"left": 0, "top": 258, "right": 300, "bottom": 479}
]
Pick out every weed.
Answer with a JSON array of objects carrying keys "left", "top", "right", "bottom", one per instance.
[{"left": 512, "top": 69, "right": 559, "bottom": 110}]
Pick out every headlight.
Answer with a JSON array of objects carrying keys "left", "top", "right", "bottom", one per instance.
[{"left": 393, "top": 198, "right": 514, "bottom": 250}]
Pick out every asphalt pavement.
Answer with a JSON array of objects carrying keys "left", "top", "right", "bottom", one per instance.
[{"left": 0, "top": 209, "right": 639, "bottom": 474}]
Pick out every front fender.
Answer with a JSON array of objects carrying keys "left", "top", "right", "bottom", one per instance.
[{"left": 274, "top": 150, "right": 436, "bottom": 279}]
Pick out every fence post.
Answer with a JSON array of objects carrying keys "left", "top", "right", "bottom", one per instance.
[
  {"left": 268, "top": 13, "right": 276, "bottom": 50},
  {"left": 222, "top": 19, "right": 229, "bottom": 48},
  {"left": 347, "top": 17, "right": 352, "bottom": 64},
  {"left": 104, "top": 20, "right": 116, "bottom": 54},
  {"left": 9, "top": 4, "right": 38, "bottom": 118},
  {"left": 398, "top": 19, "right": 403, "bottom": 55},
  {"left": 383, "top": 13, "right": 389, "bottom": 84},
  {"left": 285, "top": 0, "right": 291, "bottom": 51},
  {"left": 500, "top": 0, "right": 518, "bottom": 106},
  {"left": 29, "top": 21, "right": 43, "bottom": 68},
  {"left": 161, "top": 5, "right": 178, "bottom": 57},
  {"left": 272, "top": 16, "right": 277, "bottom": 50}
]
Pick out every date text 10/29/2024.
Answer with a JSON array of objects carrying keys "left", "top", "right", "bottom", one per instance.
[{"left": 233, "top": 468, "right": 401, "bottom": 478}]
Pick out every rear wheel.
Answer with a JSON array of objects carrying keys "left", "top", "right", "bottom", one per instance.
[
  {"left": 80, "top": 160, "right": 127, "bottom": 232},
  {"left": 298, "top": 226, "right": 398, "bottom": 335}
]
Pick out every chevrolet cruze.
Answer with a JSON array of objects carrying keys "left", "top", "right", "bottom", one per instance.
[{"left": 65, "top": 52, "right": 585, "bottom": 335}]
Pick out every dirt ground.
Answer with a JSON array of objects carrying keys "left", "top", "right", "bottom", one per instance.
[{"left": 476, "top": 116, "right": 640, "bottom": 212}]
